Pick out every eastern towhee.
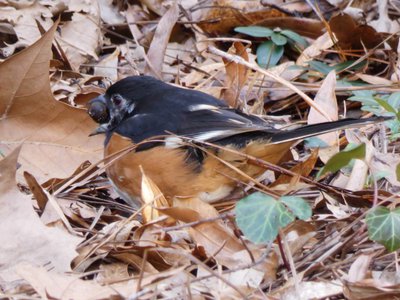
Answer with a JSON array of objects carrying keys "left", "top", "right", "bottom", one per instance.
[{"left": 88, "top": 75, "right": 386, "bottom": 207}]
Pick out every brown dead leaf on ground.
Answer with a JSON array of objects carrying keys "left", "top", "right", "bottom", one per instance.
[
  {"left": 141, "top": 169, "right": 173, "bottom": 224},
  {"left": 0, "top": 20, "right": 103, "bottom": 182},
  {"left": 57, "top": 11, "right": 102, "bottom": 71},
  {"left": 0, "top": 1, "right": 53, "bottom": 50},
  {"left": 271, "top": 149, "right": 319, "bottom": 188},
  {"left": 297, "top": 32, "right": 335, "bottom": 66},
  {"left": 0, "top": 146, "right": 82, "bottom": 282},
  {"left": 330, "top": 14, "right": 387, "bottom": 51},
  {"left": 16, "top": 263, "right": 136, "bottom": 299},
  {"left": 144, "top": 2, "right": 179, "bottom": 79},
  {"left": 307, "top": 70, "right": 339, "bottom": 163},
  {"left": 94, "top": 47, "right": 120, "bottom": 82},
  {"left": 197, "top": 0, "right": 286, "bottom": 35},
  {"left": 273, "top": 280, "right": 343, "bottom": 300},
  {"left": 1, "top": 1, "right": 400, "bottom": 299},
  {"left": 222, "top": 42, "right": 249, "bottom": 108},
  {"left": 172, "top": 197, "right": 249, "bottom": 268},
  {"left": 343, "top": 266, "right": 400, "bottom": 300}
]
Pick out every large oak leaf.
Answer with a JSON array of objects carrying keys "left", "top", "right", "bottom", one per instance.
[
  {"left": 0, "top": 20, "right": 103, "bottom": 182},
  {"left": 0, "top": 146, "right": 83, "bottom": 281}
]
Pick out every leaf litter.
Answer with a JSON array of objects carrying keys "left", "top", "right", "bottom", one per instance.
[{"left": 0, "top": 0, "right": 400, "bottom": 299}]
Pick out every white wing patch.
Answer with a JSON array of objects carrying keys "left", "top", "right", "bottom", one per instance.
[
  {"left": 228, "top": 118, "right": 246, "bottom": 124},
  {"left": 165, "top": 136, "right": 184, "bottom": 148},
  {"left": 192, "top": 130, "right": 232, "bottom": 141},
  {"left": 188, "top": 104, "right": 220, "bottom": 111}
]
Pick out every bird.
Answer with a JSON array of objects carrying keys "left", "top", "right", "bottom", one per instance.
[{"left": 87, "top": 75, "right": 387, "bottom": 207}]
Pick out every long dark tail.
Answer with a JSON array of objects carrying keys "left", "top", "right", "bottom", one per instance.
[{"left": 270, "top": 116, "right": 390, "bottom": 144}]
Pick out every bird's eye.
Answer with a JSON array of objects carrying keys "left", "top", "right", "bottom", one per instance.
[
  {"left": 112, "top": 94, "right": 124, "bottom": 106},
  {"left": 87, "top": 100, "right": 110, "bottom": 124}
]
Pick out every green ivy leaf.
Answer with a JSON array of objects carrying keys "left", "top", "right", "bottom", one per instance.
[
  {"left": 256, "top": 41, "right": 284, "bottom": 68},
  {"left": 309, "top": 61, "right": 334, "bottom": 75},
  {"left": 235, "top": 193, "right": 294, "bottom": 244},
  {"left": 374, "top": 97, "right": 398, "bottom": 114},
  {"left": 270, "top": 32, "right": 287, "bottom": 46},
  {"left": 388, "top": 92, "right": 400, "bottom": 109},
  {"left": 366, "top": 206, "right": 400, "bottom": 252},
  {"left": 318, "top": 143, "right": 366, "bottom": 178},
  {"left": 280, "top": 29, "right": 308, "bottom": 48},
  {"left": 234, "top": 26, "right": 273, "bottom": 37},
  {"left": 281, "top": 196, "right": 312, "bottom": 220},
  {"left": 333, "top": 60, "right": 366, "bottom": 72}
]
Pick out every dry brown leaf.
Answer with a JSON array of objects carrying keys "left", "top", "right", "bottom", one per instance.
[
  {"left": 222, "top": 42, "right": 249, "bottom": 108},
  {"left": 343, "top": 271, "right": 400, "bottom": 300},
  {"left": 57, "top": 12, "right": 102, "bottom": 71},
  {"left": 271, "top": 149, "right": 319, "bottom": 188},
  {"left": 391, "top": 41, "right": 400, "bottom": 82},
  {"left": 197, "top": 265, "right": 264, "bottom": 298},
  {"left": 0, "top": 1, "right": 53, "bottom": 47},
  {"left": 144, "top": 2, "right": 179, "bottom": 79},
  {"left": 96, "top": 262, "right": 130, "bottom": 284},
  {"left": 157, "top": 206, "right": 201, "bottom": 223},
  {"left": 0, "top": 20, "right": 103, "bottom": 183},
  {"left": 125, "top": 4, "right": 145, "bottom": 42},
  {"left": 94, "top": 47, "right": 120, "bottom": 82},
  {"left": 67, "top": 0, "right": 98, "bottom": 15},
  {"left": 345, "top": 131, "right": 375, "bottom": 191},
  {"left": 141, "top": 169, "right": 173, "bottom": 224},
  {"left": 284, "top": 220, "right": 317, "bottom": 257},
  {"left": 329, "top": 14, "right": 384, "bottom": 50},
  {"left": 181, "top": 60, "right": 225, "bottom": 87},
  {"left": 257, "top": 17, "right": 323, "bottom": 39},
  {"left": 268, "top": 62, "right": 304, "bottom": 100},
  {"left": 273, "top": 280, "right": 343, "bottom": 300},
  {"left": 197, "top": 0, "right": 285, "bottom": 35},
  {"left": 370, "top": 152, "right": 400, "bottom": 187},
  {"left": 139, "top": 0, "right": 167, "bottom": 16},
  {"left": 347, "top": 254, "right": 373, "bottom": 283},
  {"left": 0, "top": 146, "right": 82, "bottom": 282},
  {"left": 172, "top": 197, "right": 245, "bottom": 268},
  {"left": 98, "top": 0, "right": 125, "bottom": 24},
  {"left": 112, "top": 252, "right": 160, "bottom": 274},
  {"left": 307, "top": 70, "right": 339, "bottom": 163},
  {"left": 356, "top": 74, "right": 393, "bottom": 85},
  {"left": 16, "top": 263, "right": 137, "bottom": 299},
  {"left": 369, "top": 1, "right": 400, "bottom": 34},
  {"left": 297, "top": 32, "right": 334, "bottom": 66},
  {"left": 23, "top": 171, "right": 48, "bottom": 210}
]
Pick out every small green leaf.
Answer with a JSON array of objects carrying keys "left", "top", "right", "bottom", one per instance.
[
  {"left": 281, "top": 196, "right": 311, "bottom": 220},
  {"left": 309, "top": 61, "right": 334, "bottom": 75},
  {"left": 270, "top": 32, "right": 287, "bottom": 46},
  {"left": 318, "top": 143, "right": 366, "bottom": 177},
  {"left": 304, "top": 137, "right": 329, "bottom": 148},
  {"left": 366, "top": 206, "right": 400, "bottom": 252},
  {"left": 280, "top": 29, "right": 308, "bottom": 48},
  {"left": 348, "top": 95, "right": 380, "bottom": 107},
  {"left": 333, "top": 60, "right": 366, "bottom": 72},
  {"left": 234, "top": 26, "right": 273, "bottom": 37},
  {"left": 256, "top": 41, "right": 284, "bottom": 68},
  {"left": 374, "top": 97, "right": 397, "bottom": 114},
  {"left": 388, "top": 92, "right": 400, "bottom": 109},
  {"left": 235, "top": 192, "right": 294, "bottom": 244}
]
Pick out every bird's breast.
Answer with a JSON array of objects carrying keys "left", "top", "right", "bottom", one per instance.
[{"left": 104, "top": 133, "right": 293, "bottom": 206}]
